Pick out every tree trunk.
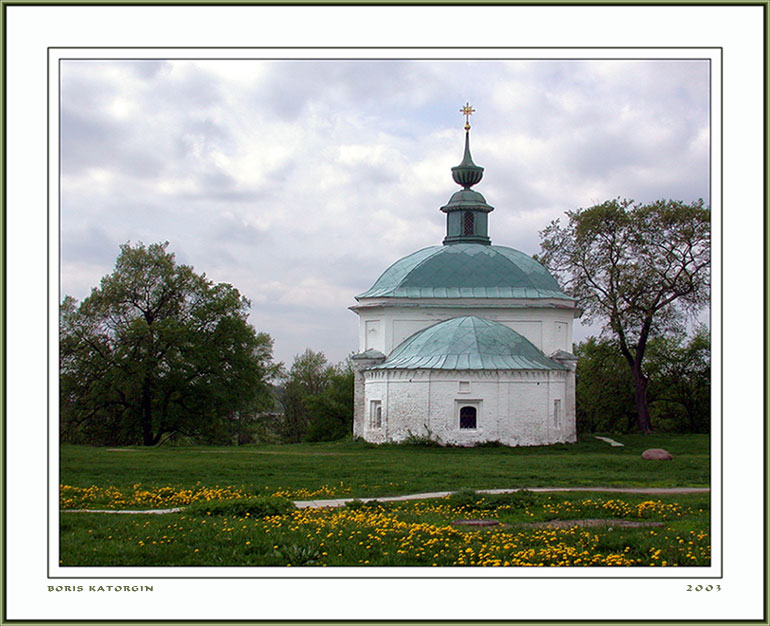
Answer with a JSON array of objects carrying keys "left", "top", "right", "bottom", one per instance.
[
  {"left": 141, "top": 378, "right": 154, "bottom": 446},
  {"left": 615, "top": 314, "right": 655, "bottom": 434},
  {"left": 632, "top": 365, "right": 654, "bottom": 433},
  {"left": 687, "top": 403, "right": 698, "bottom": 434}
]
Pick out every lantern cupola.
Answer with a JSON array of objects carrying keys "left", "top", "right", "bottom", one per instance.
[{"left": 440, "top": 103, "right": 494, "bottom": 245}]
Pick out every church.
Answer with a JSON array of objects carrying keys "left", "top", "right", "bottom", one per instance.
[{"left": 350, "top": 105, "right": 580, "bottom": 447}]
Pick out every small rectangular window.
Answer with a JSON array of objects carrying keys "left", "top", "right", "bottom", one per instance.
[
  {"left": 458, "top": 381, "right": 470, "bottom": 393},
  {"left": 370, "top": 400, "right": 382, "bottom": 429},
  {"left": 553, "top": 399, "right": 561, "bottom": 426}
]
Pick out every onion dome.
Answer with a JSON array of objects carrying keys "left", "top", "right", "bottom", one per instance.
[
  {"left": 356, "top": 243, "right": 571, "bottom": 300},
  {"left": 451, "top": 130, "right": 485, "bottom": 188},
  {"left": 440, "top": 104, "right": 494, "bottom": 245},
  {"left": 356, "top": 103, "right": 572, "bottom": 304},
  {"left": 372, "top": 316, "right": 566, "bottom": 370}
]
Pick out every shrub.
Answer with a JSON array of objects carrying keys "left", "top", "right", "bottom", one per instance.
[
  {"left": 185, "top": 496, "right": 295, "bottom": 518},
  {"left": 344, "top": 498, "right": 390, "bottom": 511},
  {"left": 447, "top": 488, "right": 482, "bottom": 508},
  {"left": 484, "top": 489, "right": 537, "bottom": 509},
  {"left": 401, "top": 428, "right": 443, "bottom": 447},
  {"left": 471, "top": 440, "right": 505, "bottom": 448},
  {"left": 448, "top": 489, "right": 537, "bottom": 510}
]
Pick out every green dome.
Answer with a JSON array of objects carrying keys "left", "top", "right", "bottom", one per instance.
[
  {"left": 373, "top": 316, "right": 565, "bottom": 370},
  {"left": 356, "top": 243, "right": 571, "bottom": 300},
  {"left": 440, "top": 189, "right": 493, "bottom": 213}
]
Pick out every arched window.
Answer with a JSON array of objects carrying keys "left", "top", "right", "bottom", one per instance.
[
  {"left": 463, "top": 211, "right": 474, "bottom": 236},
  {"left": 459, "top": 406, "right": 477, "bottom": 429}
]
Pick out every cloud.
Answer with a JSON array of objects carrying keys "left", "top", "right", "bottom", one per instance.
[{"left": 59, "top": 58, "right": 710, "bottom": 364}]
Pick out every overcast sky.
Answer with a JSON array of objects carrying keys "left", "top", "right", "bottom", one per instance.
[{"left": 60, "top": 58, "right": 710, "bottom": 367}]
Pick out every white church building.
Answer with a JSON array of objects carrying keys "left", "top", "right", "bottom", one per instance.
[{"left": 351, "top": 107, "right": 581, "bottom": 447}]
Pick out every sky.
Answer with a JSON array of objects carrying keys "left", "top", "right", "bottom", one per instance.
[{"left": 59, "top": 58, "right": 710, "bottom": 367}]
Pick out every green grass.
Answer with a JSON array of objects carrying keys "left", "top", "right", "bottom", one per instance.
[
  {"left": 59, "top": 435, "right": 710, "bottom": 567},
  {"left": 61, "top": 433, "right": 710, "bottom": 500},
  {"left": 59, "top": 490, "right": 710, "bottom": 567}
]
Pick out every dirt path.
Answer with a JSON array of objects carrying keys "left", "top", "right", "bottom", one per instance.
[
  {"left": 292, "top": 486, "right": 709, "bottom": 509},
  {"left": 60, "top": 485, "right": 709, "bottom": 514}
]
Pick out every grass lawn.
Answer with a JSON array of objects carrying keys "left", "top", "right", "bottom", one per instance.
[
  {"left": 59, "top": 434, "right": 710, "bottom": 568},
  {"left": 61, "top": 433, "right": 710, "bottom": 501},
  {"left": 59, "top": 490, "right": 710, "bottom": 567}
]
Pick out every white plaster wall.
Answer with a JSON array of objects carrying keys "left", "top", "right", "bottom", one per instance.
[
  {"left": 361, "top": 378, "right": 390, "bottom": 444},
  {"left": 355, "top": 301, "right": 577, "bottom": 357},
  {"left": 425, "top": 375, "right": 501, "bottom": 445},
  {"left": 362, "top": 369, "right": 576, "bottom": 447},
  {"left": 364, "top": 319, "right": 383, "bottom": 352}
]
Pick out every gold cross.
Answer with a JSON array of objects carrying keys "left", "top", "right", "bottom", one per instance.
[{"left": 460, "top": 102, "right": 475, "bottom": 130}]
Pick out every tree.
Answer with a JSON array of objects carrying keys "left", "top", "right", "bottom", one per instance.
[
  {"left": 274, "top": 349, "right": 333, "bottom": 443},
  {"left": 574, "top": 337, "right": 637, "bottom": 433},
  {"left": 645, "top": 325, "right": 711, "bottom": 433},
  {"left": 539, "top": 198, "right": 710, "bottom": 433},
  {"left": 271, "top": 351, "right": 355, "bottom": 443},
  {"left": 60, "top": 242, "right": 277, "bottom": 445},
  {"left": 304, "top": 362, "right": 355, "bottom": 442},
  {"left": 574, "top": 330, "right": 710, "bottom": 434}
]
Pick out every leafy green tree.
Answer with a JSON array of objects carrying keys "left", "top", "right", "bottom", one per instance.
[
  {"left": 60, "top": 242, "right": 277, "bottom": 445},
  {"left": 575, "top": 329, "right": 711, "bottom": 434},
  {"left": 275, "top": 349, "right": 333, "bottom": 442},
  {"left": 272, "top": 351, "right": 355, "bottom": 443},
  {"left": 304, "top": 363, "right": 355, "bottom": 442},
  {"left": 574, "top": 337, "right": 637, "bottom": 433},
  {"left": 645, "top": 325, "right": 710, "bottom": 433},
  {"left": 539, "top": 198, "right": 710, "bottom": 433}
]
